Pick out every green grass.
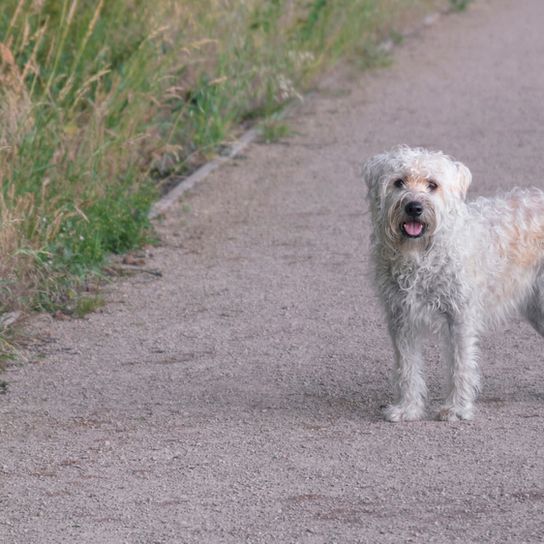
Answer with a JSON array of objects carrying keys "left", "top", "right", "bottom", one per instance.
[
  {"left": 449, "top": 0, "right": 471, "bottom": 11},
  {"left": 0, "top": 0, "right": 447, "bottom": 349},
  {"left": 74, "top": 295, "right": 105, "bottom": 318},
  {"left": 259, "top": 117, "right": 292, "bottom": 143}
]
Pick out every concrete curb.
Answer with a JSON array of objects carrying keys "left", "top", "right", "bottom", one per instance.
[{"left": 149, "top": 127, "right": 259, "bottom": 219}]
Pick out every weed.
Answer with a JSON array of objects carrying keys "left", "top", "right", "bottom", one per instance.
[
  {"left": 74, "top": 296, "right": 105, "bottom": 318},
  {"left": 390, "top": 30, "right": 405, "bottom": 46},
  {"left": 259, "top": 118, "right": 292, "bottom": 143},
  {"left": 354, "top": 43, "right": 394, "bottom": 71},
  {"left": 299, "top": 0, "right": 328, "bottom": 42},
  {"left": 449, "top": 0, "right": 470, "bottom": 11},
  {"left": 0, "top": 329, "right": 17, "bottom": 370}
]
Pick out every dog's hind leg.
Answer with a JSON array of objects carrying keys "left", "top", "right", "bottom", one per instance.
[{"left": 523, "top": 274, "right": 544, "bottom": 337}]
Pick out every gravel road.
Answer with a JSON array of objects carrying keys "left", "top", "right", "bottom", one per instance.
[{"left": 2, "top": 1, "right": 544, "bottom": 542}]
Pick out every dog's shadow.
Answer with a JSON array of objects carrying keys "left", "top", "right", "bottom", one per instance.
[
  {"left": 272, "top": 384, "right": 387, "bottom": 423},
  {"left": 238, "top": 357, "right": 392, "bottom": 424}
]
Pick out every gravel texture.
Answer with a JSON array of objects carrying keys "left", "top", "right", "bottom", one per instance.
[{"left": 2, "top": 1, "right": 544, "bottom": 542}]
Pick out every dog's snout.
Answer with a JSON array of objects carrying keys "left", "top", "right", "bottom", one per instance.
[{"left": 405, "top": 201, "right": 423, "bottom": 217}]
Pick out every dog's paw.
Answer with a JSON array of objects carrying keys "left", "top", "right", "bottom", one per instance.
[
  {"left": 437, "top": 404, "right": 474, "bottom": 422},
  {"left": 383, "top": 403, "right": 425, "bottom": 422}
]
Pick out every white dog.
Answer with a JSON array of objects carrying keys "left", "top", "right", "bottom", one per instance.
[{"left": 363, "top": 146, "right": 544, "bottom": 422}]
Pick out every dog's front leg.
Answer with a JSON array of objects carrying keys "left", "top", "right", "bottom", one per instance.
[
  {"left": 384, "top": 320, "right": 427, "bottom": 422},
  {"left": 438, "top": 316, "right": 480, "bottom": 421}
]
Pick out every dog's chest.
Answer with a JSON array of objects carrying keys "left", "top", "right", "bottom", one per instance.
[{"left": 384, "top": 256, "right": 464, "bottom": 317}]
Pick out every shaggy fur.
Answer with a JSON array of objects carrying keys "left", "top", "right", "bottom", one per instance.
[{"left": 363, "top": 146, "right": 544, "bottom": 422}]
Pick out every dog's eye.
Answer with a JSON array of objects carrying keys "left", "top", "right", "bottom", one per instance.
[
  {"left": 393, "top": 179, "right": 404, "bottom": 188},
  {"left": 428, "top": 180, "right": 438, "bottom": 191}
]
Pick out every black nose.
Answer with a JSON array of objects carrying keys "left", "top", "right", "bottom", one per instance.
[{"left": 405, "top": 201, "right": 423, "bottom": 217}]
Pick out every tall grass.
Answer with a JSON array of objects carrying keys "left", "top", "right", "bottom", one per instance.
[{"left": 0, "top": 0, "right": 445, "bottom": 337}]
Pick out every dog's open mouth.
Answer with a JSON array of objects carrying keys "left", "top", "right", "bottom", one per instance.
[{"left": 402, "top": 221, "right": 425, "bottom": 238}]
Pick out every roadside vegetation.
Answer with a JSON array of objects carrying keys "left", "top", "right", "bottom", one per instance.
[{"left": 0, "top": 0, "right": 447, "bottom": 354}]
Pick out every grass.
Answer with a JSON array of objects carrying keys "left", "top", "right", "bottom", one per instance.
[
  {"left": 74, "top": 295, "right": 105, "bottom": 318},
  {"left": 449, "top": 0, "right": 471, "bottom": 11},
  {"left": 0, "top": 0, "right": 448, "bottom": 355},
  {"left": 259, "top": 116, "right": 292, "bottom": 143}
]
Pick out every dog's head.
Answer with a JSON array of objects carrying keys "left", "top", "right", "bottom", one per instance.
[{"left": 362, "top": 146, "right": 471, "bottom": 252}]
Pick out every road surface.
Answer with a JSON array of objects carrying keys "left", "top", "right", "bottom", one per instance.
[{"left": 2, "top": 1, "right": 544, "bottom": 542}]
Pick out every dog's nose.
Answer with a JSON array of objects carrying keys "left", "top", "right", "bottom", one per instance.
[{"left": 405, "top": 201, "right": 423, "bottom": 217}]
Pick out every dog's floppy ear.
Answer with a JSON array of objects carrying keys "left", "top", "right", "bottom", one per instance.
[
  {"left": 455, "top": 161, "right": 472, "bottom": 200},
  {"left": 362, "top": 153, "right": 388, "bottom": 196}
]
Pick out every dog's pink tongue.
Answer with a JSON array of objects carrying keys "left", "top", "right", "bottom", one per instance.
[{"left": 404, "top": 222, "right": 423, "bottom": 236}]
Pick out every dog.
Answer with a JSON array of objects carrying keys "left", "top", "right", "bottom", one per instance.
[{"left": 363, "top": 146, "right": 544, "bottom": 422}]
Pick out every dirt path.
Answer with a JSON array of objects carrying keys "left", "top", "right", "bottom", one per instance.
[{"left": 3, "top": 1, "right": 544, "bottom": 542}]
